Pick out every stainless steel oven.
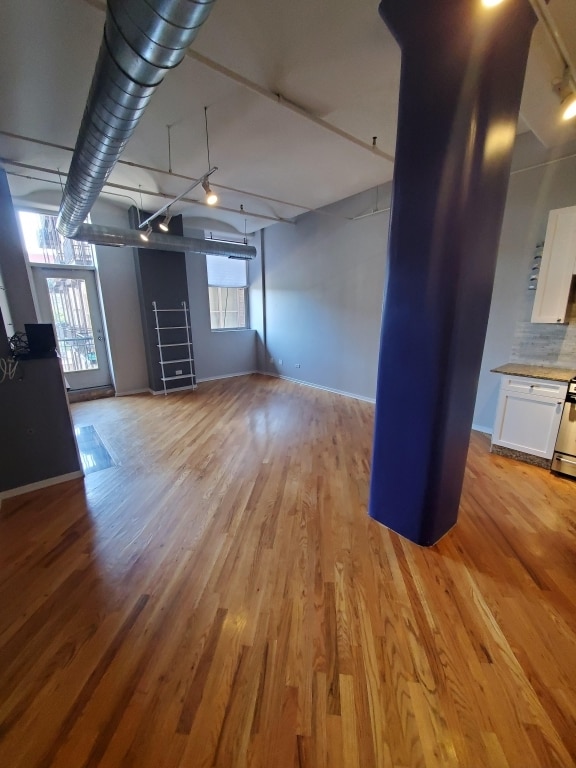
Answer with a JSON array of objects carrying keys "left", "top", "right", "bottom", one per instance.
[{"left": 552, "top": 377, "right": 576, "bottom": 479}]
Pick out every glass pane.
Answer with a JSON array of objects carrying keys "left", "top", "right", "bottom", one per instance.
[
  {"left": 19, "top": 211, "right": 95, "bottom": 266},
  {"left": 208, "top": 287, "right": 247, "bottom": 330},
  {"left": 46, "top": 277, "right": 99, "bottom": 373},
  {"left": 206, "top": 254, "right": 247, "bottom": 287}
]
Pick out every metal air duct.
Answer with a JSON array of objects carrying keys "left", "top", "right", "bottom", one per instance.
[
  {"left": 74, "top": 224, "right": 257, "bottom": 259},
  {"left": 57, "top": 0, "right": 216, "bottom": 238}
]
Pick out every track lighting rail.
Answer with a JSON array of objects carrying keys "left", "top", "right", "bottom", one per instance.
[{"left": 138, "top": 167, "right": 217, "bottom": 230}]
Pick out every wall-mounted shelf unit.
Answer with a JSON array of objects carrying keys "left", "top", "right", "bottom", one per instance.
[{"left": 152, "top": 301, "right": 197, "bottom": 396}]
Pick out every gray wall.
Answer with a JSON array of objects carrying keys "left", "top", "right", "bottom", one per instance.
[
  {"left": 1, "top": 181, "right": 261, "bottom": 395},
  {"left": 260, "top": 134, "right": 576, "bottom": 427},
  {"left": 91, "top": 201, "right": 149, "bottom": 395},
  {"left": 0, "top": 304, "right": 10, "bottom": 356},
  {"left": 0, "top": 261, "right": 15, "bottom": 340},
  {"left": 185, "top": 226, "right": 258, "bottom": 381},
  {"left": 249, "top": 232, "right": 266, "bottom": 373},
  {"left": 262, "top": 187, "right": 391, "bottom": 400},
  {"left": 0, "top": 348, "right": 81, "bottom": 496},
  {"left": 4, "top": 134, "right": 575, "bottom": 435},
  {"left": 473, "top": 135, "right": 576, "bottom": 431},
  {"left": 0, "top": 170, "right": 38, "bottom": 332},
  {"left": 95, "top": 207, "right": 261, "bottom": 392},
  {"left": 0, "top": 188, "right": 150, "bottom": 397}
]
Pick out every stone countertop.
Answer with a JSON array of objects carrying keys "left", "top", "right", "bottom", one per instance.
[{"left": 491, "top": 363, "right": 575, "bottom": 382}]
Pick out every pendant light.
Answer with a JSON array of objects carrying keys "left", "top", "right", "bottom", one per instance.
[{"left": 204, "top": 107, "right": 218, "bottom": 206}]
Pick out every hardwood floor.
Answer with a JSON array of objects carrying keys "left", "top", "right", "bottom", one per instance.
[{"left": 1, "top": 373, "right": 575, "bottom": 767}]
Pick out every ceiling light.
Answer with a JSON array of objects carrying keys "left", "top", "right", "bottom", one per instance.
[
  {"left": 202, "top": 179, "right": 218, "bottom": 206},
  {"left": 561, "top": 92, "right": 576, "bottom": 121},
  {"left": 140, "top": 225, "right": 152, "bottom": 242},
  {"left": 481, "top": 0, "right": 505, "bottom": 6},
  {"left": 202, "top": 107, "right": 219, "bottom": 205},
  {"left": 159, "top": 213, "right": 172, "bottom": 232}
]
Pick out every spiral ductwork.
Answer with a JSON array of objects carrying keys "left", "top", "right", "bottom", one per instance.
[{"left": 57, "top": 0, "right": 216, "bottom": 237}]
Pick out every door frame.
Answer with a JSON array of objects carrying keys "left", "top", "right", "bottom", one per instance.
[{"left": 31, "top": 264, "right": 112, "bottom": 390}]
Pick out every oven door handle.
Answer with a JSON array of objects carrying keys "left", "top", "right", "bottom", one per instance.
[{"left": 555, "top": 456, "right": 576, "bottom": 467}]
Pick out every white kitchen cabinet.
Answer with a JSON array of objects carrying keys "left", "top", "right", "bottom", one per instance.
[
  {"left": 492, "top": 375, "right": 567, "bottom": 459},
  {"left": 531, "top": 205, "right": 576, "bottom": 324}
]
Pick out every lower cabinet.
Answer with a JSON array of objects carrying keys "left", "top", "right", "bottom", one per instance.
[{"left": 492, "top": 376, "right": 567, "bottom": 459}]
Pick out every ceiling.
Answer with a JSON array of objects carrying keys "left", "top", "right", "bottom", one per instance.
[{"left": 0, "top": 0, "right": 575, "bottom": 235}]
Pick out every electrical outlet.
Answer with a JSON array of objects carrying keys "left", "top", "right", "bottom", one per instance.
[
  {"left": 176, "top": 369, "right": 182, "bottom": 375},
  {"left": 278, "top": 358, "right": 283, "bottom": 365},
  {"left": 295, "top": 363, "right": 301, "bottom": 368}
]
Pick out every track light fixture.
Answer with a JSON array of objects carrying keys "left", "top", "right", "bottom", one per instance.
[
  {"left": 202, "top": 106, "right": 219, "bottom": 206},
  {"left": 202, "top": 179, "right": 218, "bottom": 206},
  {"left": 137, "top": 167, "right": 218, "bottom": 233},
  {"left": 159, "top": 212, "right": 172, "bottom": 232},
  {"left": 136, "top": 106, "right": 220, "bottom": 231},
  {"left": 552, "top": 67, "right": 576, "bottom": 122}
]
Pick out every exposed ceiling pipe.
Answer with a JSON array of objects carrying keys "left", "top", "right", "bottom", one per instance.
[
  {"left": 57, "top": 0, "right": 217, "bottom": 238},
  {"left": 80, "top": 0, "right": 395, "bottom": 163},
  {"left": 74, "top": 223, "right": 257, "bottom": 259}
]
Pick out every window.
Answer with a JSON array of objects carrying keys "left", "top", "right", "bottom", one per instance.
[
  {"left": 206, "top": 254, "right": 248, "bottom": 330},
  {"left": 18, "top": 211, "right": 95, "bottom": 266}
]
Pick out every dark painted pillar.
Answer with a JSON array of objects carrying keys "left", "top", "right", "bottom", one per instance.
[
  {"left": 129, "top": 207, "right": 190, "bottom": 393},
  {"left": 0, "top": 305, "right": 10, "bottom": 357},
  {"left": 369, "top": 0, "right": 536, "bottom": 545}
]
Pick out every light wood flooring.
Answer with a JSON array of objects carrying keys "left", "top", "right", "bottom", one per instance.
[{"left": 1, "top": 374, "right": 575, "bottom": 767}]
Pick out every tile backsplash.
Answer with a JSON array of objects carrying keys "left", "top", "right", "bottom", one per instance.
[{"left": 510, "top": 279, "right": 576, "bottom": 368}]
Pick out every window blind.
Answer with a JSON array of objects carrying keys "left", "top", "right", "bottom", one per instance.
[{"left": 206, "top": 254, "right": 247, "bottom": 288}]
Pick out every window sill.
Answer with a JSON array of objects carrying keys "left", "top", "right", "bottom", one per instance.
[{"left": 210, "top": 328, "right": 254, "bottom": 333}]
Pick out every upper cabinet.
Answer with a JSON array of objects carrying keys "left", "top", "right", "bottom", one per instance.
[{"left": 531, "top": 205, "right": 576, "bottom": 324}]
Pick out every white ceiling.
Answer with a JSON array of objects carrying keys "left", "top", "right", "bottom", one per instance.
[{"left": 0, "top": 0, "right": 575, "bottom": 235}]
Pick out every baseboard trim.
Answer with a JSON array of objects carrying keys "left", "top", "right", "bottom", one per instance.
[
  {"left": 262, "top": 371, "right": 376, "bottom": 404},
  {"left": 0, "top": 470, "right": 85, "bottom": 504},
  {"left": 472, "top": 423, "right": 493, "bottom": 436},
  {"left": 196, "top": 371, "right": 257, "bottom": 383},
  {"left": 115, "top": 388, "right": 149, "bottom": 397},
  {"left": 149, "top": 384, "right": 197, "bottom": 396}
]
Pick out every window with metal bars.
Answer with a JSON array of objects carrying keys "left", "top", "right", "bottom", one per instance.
[
  {"left": 206, "top": 254, "right": 249, "bottom": 330},
  {"left": 18, "top": 211, "right": 95, "bottom": 266}
]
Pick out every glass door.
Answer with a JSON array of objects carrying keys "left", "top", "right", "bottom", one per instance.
[{"left": 32, "top": 267, "right": 112, "bottom": 390}]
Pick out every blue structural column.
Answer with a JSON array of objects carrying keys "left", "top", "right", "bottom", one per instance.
[{"left": 369, "top": 0, "right": 536, "bottom": 545}]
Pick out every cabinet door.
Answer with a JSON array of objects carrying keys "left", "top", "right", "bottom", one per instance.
[
  {"left": 492, "top": 389, "right": 564, "bottom": 459},
  {"left": 531, "top": 206, "right": 576, "bottom": 324}
]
